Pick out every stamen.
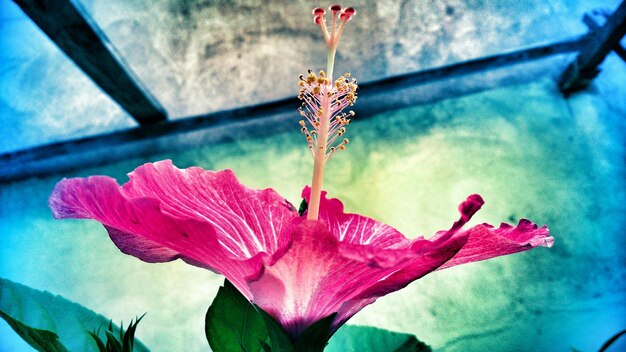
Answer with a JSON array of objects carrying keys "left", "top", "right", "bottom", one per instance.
[{"left": 297, "top": 74, "right": 357, "bottom": 158}]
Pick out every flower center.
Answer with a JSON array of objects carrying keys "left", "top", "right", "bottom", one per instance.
[
  {"left": 298, "top": 71, "right": 357, "bottom": 159},
  {"left": 300, "top": 5, "right": 357, "bottom": 221}
]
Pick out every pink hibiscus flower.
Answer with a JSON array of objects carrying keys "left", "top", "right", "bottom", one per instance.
[
  {"left": 48, "top": 4, "right": 552, "bottom": 341},
  {"left": 49, "top": 160, "right": 552, "bottom": 337}
]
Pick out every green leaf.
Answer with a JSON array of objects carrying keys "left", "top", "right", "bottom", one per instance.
[
  {"left": 122, "top": 314, "right": 146, "bottom": 352},
  {"left": 87, "top": 331, "right": 107, "bottom": 352},
  {"left": 106, "top": 330, "right": 123, "bottom": 351},
  {"left": 0, "top": 310, "right": 69, "bottom": 352},
  {"left": 293, "top": 313, "right": 337, "bottom": 351},
  {"left": 0, "top": 278, "right": 150, "bottom": 352},
  {"left": 88, "top": 315, "right": 146, "bottom": 352},
  {"left": 254, "top": 304, "right": 294, "bottom": 352},
  {"left": 393, "top": 336, "right": 431, "bottom": 352},
  {"left": 259, "top": 340, "right": 272, "bottom": 352},
  {"left": 326, "top": 325, "right": 431, "bottom": 352},
  {"left": 205, "top": 280, "right": 270, "bottom": 352},
  {"left": 298, "top": 198, "right": 308, "bottom": 216}
]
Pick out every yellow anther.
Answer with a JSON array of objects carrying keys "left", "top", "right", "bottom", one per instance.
[
  {"left": 317, "top": 77, "right": 328, "bottom": 84},
  {"left": 298, "top": 81, "right": 305, "bottom": 87},
  {"left": 344, "top": 72, "right": 351, "bottom": 78},
  {"left": 343, "top": 138, "right": 349, "bottom": 144},
  {"left": 299, "top": 120, "right": 306, "bottom": 126},
  {"left": 339, "top": 145, "right": 346, "bottom": 150},
  {"left": 349, "top": 110, "right": 355, "bottom": 116},
  {"left": 307, "top": 73, "right": 317, "bottom": 84},
  {"left": 319, "top": 70, "right": 326, "bottom": 77},
  {"left": 313, "top": 86, "right": 321, "bottom": 95}
]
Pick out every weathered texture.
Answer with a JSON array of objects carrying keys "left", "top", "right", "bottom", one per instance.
[{"left": 75, "top": 0, "right": 613, "bottom": 118}]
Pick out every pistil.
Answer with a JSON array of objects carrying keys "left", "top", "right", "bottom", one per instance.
[{"left": 302, "top": 5, "right": 357, "bottom": 220}]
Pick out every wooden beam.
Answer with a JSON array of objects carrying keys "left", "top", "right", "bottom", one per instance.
[
  {"left": 13, "top": 0, "right": 167, "bottom": 125},
  {"left": 0, "top": 37, "right": 585, "bottom": 183},
  {"left": 559, "top": 1, "right": 626, "bottom": 92},
  {"left": 583, "top": 12, "right": 626, "bottom": 63}
]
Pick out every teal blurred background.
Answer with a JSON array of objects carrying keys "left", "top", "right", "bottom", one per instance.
[{"left": 1, "top": 0, "right": 625, "bottom": 351}]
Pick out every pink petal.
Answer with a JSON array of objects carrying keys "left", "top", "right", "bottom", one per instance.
[
  {"left": 49, "top": 161, "right": 299, "bottom": 297},
  {"left": 246, "top": 220, "right": 466, "bottom": 337},
  {"left": 301, "top": 186, "right": 410, "bottom": 248},
  {"left": 268, "top": 193, "right": 552, "bottom": 333},
  {"left": 437, "top": 219, "right": 553, "bottom": 270},
  {"left": 329, "top": 196, "right": 485, "bottom": 326},
  {"left": 50, "top": 176, "right": 227, "bottom": 268},
  {"left": 122, "top": 161, "right": 298, "bottom": 256},
  {"left": 341, "top": 196, "right": 551, "bottom": 326},
  {"left": 105, "top": 226, "right": 181, "bottom": 263}
]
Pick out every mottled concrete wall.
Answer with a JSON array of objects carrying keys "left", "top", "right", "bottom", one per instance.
[{"left": 77, "top": 0, "right": 595, "bottom": 118}]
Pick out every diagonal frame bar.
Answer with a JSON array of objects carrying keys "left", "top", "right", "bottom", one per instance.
[
  {"left": 559, "top": 1, "right": 626, "bottom": 92},
  {"left": 583, "top": 12, "right": 626, "bottom": 63},
  {"left": 13, "top": 0, "right": 168, "bottom": 125}
]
